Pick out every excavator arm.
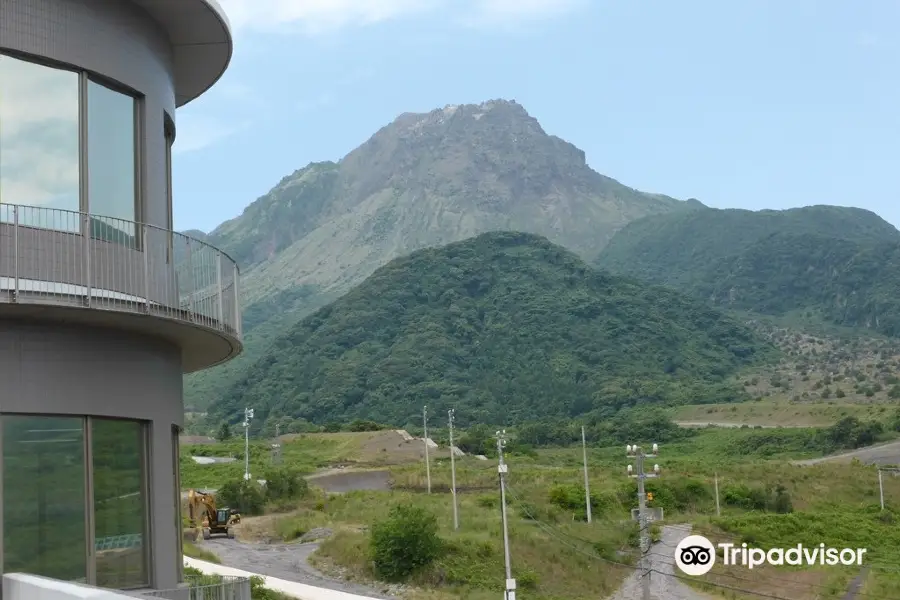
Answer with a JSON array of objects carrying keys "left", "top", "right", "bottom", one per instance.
[
  {"left": 186, "top": 489, "right": 239, "bottom": 541},
  {"left": 187, "top": 489, "right": 217, "bottom": 528}
]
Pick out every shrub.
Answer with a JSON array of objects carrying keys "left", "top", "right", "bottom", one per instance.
[
  {"left": 217, "top": 479, "right": 266, "bottom": 516},
  {"left": 370, "top": 503, "right": 442, "bottom": 581},
  {"left": 263, "top": 467, "right": 309, "bottom": 502}
]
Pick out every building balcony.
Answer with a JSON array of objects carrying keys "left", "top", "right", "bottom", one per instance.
[{"left": 0, "top": 204, "right": 242, "bottom": 372}]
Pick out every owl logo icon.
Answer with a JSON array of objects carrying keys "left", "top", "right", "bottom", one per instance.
[{"left": 675, "top": 535, "right": 716, "bottom": 576}]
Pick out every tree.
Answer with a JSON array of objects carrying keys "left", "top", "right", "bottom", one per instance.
[
  {"left": 370, "top": 504, "right": 442, "bottom": 581},
  {"left": 217, "top": 422, "right": 232, "bottom": 441},
  {"left": 217, "top": 479, "right": 265, "bottom": 515},
  {"left": 263, "top": 467, "right": 309, "bottom": 501}
]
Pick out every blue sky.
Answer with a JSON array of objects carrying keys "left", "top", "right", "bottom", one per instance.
[{"left": 172, "top": 0, "right": 899, "bottom": 233}]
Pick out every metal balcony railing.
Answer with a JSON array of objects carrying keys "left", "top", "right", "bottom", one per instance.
[{"left": 0, "top": 204, "right": 241, "bottom": 341}]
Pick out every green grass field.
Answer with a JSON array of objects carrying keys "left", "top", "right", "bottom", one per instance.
[{"left": 181, "top": 426, "right": 900, "bottom": 600}]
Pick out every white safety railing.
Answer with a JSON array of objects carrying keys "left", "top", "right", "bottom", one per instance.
[
  {"left": 139, "top": 574, "right": 251, "bottom": 600},
  {"left": 0, "top": 204, "right": 241, "bottom": 340}
]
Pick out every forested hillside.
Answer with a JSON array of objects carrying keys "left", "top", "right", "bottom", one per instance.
[
  {"left": 184, "top": 99, "right": 697, "bottom": 410},
  {"left": 209, "top": 232, "right": 774, "bottom": 429},
  {"left": 596, "top": 205, "right": 900, "bottom": 336}
]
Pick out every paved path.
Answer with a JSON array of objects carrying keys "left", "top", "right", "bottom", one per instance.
[
  {"left": 185, "top": 556, "right": 384, "bottom": 600},
  {"left": 606, "top": 525, "right": 717, "bottom": 600},
  {"left": 792, "top": 440, "right": 900, "bottom": 466}
]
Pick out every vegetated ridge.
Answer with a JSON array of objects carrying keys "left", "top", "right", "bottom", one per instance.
[
  {"left": 184, "top": 99, "right": 698, "bottom": 411},
  {"left": 207, "top": 232, "right": 773, "bottom": 430},
  {"left": 595, "top": 204, "right": 900, "bottom": 336}
]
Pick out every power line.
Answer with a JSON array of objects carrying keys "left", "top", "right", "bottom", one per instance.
[
  {"left": 504, "top": 485, "right": 795, "bottom": 599},
  {"left": 503, "top": 484, "right": 900, "bottom": 600}
]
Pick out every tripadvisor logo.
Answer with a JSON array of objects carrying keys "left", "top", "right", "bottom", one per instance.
[{"left": 674, "top": 535, "right": 867, "bottom": 576}]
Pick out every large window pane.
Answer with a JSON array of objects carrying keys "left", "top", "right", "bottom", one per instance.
[
  {"left": 92, "top": 418, "right": 147, "bottom": 588},
  {"left": 0, "top": 54, "right": 80, "bottom": 232},
  {"left": 2, "top": 416, "right": 86, "bottom": 581},
  {"left": 87, "top": 79, "right": 136, "bottom": 242}
]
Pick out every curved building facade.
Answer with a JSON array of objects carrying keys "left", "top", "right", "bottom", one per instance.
[{"left": 0, "top": 0, "right": 237, "bottom": 591}]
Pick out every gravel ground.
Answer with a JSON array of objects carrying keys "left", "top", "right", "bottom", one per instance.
[
  {"left": 200, "top": 537, "right": 396, "bottom": 598},
  {"left": 606, "top": 525, "right": 717, "bottom": 600},
  {"left": 306, "top": 469, "right": 392, "bottom": 493}
]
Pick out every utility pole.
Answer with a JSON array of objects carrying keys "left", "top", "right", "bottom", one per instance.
[
  {"left": 242, "top": 407, "right": 254, "bottom": 481},
  {"left": 581, "top": 426, "right": 592, "bottom": 523},
  {"left": 714, "top": 472, "right": 721, "bottom": 516},
  {"left": 879, "top": 468, "right": 884, "bottom": 510},
  {"left": 449, "top": 408, "right": 459, "bottom": 530},
  {"left": 423, "top": 405, "right": 431, "bottom": 494},
  {"left": 627, "top": 443, "right": 660, "bottom": 600},
  {"left": 496, "top": 430, "right": 516, "bottom": 600}
]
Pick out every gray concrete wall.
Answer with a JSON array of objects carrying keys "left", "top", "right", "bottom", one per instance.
[
  {"left": 0, "top": 0, "right": 176, "bottom": 231},
  {"left": 0, "top": 319, "right": 185, "bottom": 589}
]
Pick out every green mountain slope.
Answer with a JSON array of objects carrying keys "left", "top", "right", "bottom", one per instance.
[
  {"left": 208, "top": 232, "right": 773, "bottom": 428},
  {"left": 184, "top": 99, "right": 697, "bottom": 410},
  {"left": 595, "top": 205, "right": 900, "bottom": 335}
]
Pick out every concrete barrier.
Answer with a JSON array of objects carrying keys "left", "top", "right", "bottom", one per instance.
[{"left": 3, "top": 573, "right": 136, "bottom": 599}]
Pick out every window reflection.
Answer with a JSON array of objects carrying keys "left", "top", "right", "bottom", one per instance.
[
  {"left": 0, "top": 54, "right": 80, "bottom": 232},
  {"left": 87, "top": 80, "right": 137, "bottom": 242},
  {"left": 92, "top": 418, "right": 147, "bottom": 588},
  {"left": 2, "top": 416, "right": 87, "bottom": 581}
]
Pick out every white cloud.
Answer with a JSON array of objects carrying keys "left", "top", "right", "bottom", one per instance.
[
  {"left": 219, "top": 0, "right": 436, "bottom": 34},
  {"left": 217, "top": 0, "right": 582, "bottom": 34},
  {"left": 465, "top": 0, "right": 587, "bottom": 26},
  {"left": 173, "top": 115, "right": 249, "bottom": 154},
  {"left": 856, "top": 32, "right": 883, "bottom": 48}
]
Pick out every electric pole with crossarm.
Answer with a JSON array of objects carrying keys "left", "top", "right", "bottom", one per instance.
[
  {"left": 497, "top": 430, "right": 516, "bottom": 600},
  {"left": 627, "top": 443, "right": 660, "bottom": 600}
]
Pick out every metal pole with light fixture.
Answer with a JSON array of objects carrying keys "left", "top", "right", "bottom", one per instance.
[
  {"left": 449, "top": 408, "right": 459, "bottom": 530},
  {"left": 423, "top": 405, "right": 431, "bottom": 493},
  {"left": 243, "top": 407, "right": 254, "bottom": 481},
  {"left": 497, "top": 430, "right": 515, "bottom": 600}
]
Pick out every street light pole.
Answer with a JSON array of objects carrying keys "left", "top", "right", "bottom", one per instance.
[
  {"left": 243, "top": 407, "right": 254, "bottom": 481},
  {"left": 423, "top": 405, "right": 431, "bottom": 494},
  {"left": 581, "top": 425, "right": 592, "bottom": 523},
  {"left": 627, "top": 443, "right": 660, "bottom": 600},
  {"left": 449, "top": 408, "right": 459, "bottom": 530},
  {"left": 497, "top": 430, "right": 516, "bottom": 600}
]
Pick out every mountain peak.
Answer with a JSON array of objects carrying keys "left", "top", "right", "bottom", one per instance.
[{"left": 206, "top": 98, "right": 686, "bottom": 302}]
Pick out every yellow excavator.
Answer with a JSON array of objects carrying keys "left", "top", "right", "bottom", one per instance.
[{"left": 186, "top": 489, "right": 241, "bottom": 540}]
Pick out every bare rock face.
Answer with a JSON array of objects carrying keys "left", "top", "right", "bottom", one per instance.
[{"left": 184, "top": 99, "right": 692, "bottom": 411}]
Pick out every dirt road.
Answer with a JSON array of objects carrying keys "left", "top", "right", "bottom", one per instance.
[
  {"left": 606, "top": 525, "right": 717, "bottom": 600},
  {"left": 792, "top": 440, "right": 900, "bottom": 466},
  {"left": 674, "top": 421, "right": 803, "bottom": 429},
  {"left": 180, "top": 468, "right": 391, "bottom": 499},
  {"left": 187, "top": 469, "right": 395, "bottom": 597},
  {"left": 306, "top": 469, "right": 391, "bottom": 493},
  {"left": 200, "top": 537, "right": 394, "bottom": 598}
]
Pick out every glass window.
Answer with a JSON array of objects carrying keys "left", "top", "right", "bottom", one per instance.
[
  {"left": 2, "top": 416, "right": 86, "bottom": 581},
  {"left": 87, "top": 79, "right": 136, "bottom": 242},
  {"left": 92, "top": 418, "right": 147, "bottom": 588},
  {"left": 0, "top": 54, "right": 80, "bottom": 232}
]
